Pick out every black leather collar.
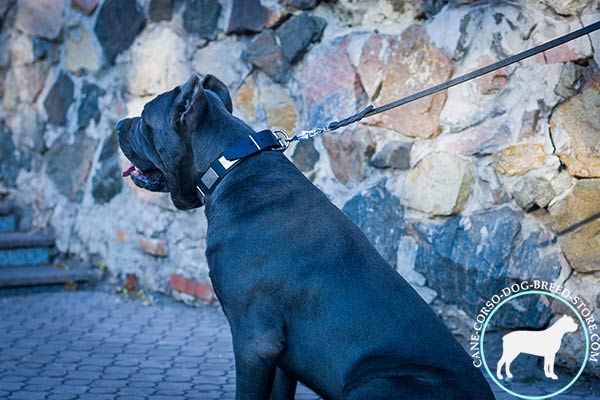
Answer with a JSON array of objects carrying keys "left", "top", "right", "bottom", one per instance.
[{"left": 196, "top": 130, "right": 285, "bottom": 201}]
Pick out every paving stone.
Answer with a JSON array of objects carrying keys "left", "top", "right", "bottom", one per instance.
[
  {"left": 77, "top": 365, "right": 102, "bottom": 372},
  {"left": 115, "top": 392, "right": 149, "bottom": 399},
  {"left": 18, "top": 361, "right": 47, "bottom": 370},
  {"left": 63, "top": 378, "right": 94, "bottom": 386},
  {"left": 102, "top": 366, "right": 133, "bottom": 376},
  {"left": 128, "top": 381, "right": 156, "bottom": 388},
  {"left": 130, "top": 374, "right": 164, "bottom": 383},
  {"left": 155, "top": 390, "right": 186, "bottom": 396},
  {"left": 22, "top": 384, "right": 54, "bottom": 392},
  {"left": 4, "top": 368, "right": 39, "bottom": 378},
  {"left": 164, "top": 375, "right": 193, "bottom": 382},
  {"left": 92, "top": 379, "right": 129, "bottom": 388},
  {"left": 88, "top": 387, "right": 118, "bottom": 394},
  {"left": 46, "top": 394, "right": 78, "bottom": 400},
  {"left": 113, "top": 359, "right": 142, "bottom": 367},
  {"left": 192, "top": 376, "right": 227, "bottom": 384},
  {"left": 51, "top": 384, "right": 88, "bottom": 394},
  {"left": 193, "top": 383, "right": 221, "bottom": 391},
  {"left": 202, "top": 369, "right": 226, "bottom": 376},
  {"left": 78, "top": 395, "right": 114, "bottom": 400},
  {"left": 0, "top": 289, "right": 595, "bottom": 399},
  {"left": 117, "top": 387, "right": 155, "bottom": 396},
  {"left": 188, "top": 391, "right": 222, "bottom": 399},
  {"left": 0, "top": 377, "right": 27, "bottom": 383},
  {"left": 0, "top": 382, "right": 23, "bottom": 391},
  {"left": 8, "top": 392, "right": 46, "bottom": 400},
  {"left": 27, "top": 377, "right": 63, "bottom": 386}
]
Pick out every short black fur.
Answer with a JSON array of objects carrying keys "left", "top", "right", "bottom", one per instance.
[{"left": 117, "top": 74, "right": 496, "bottom": 400}]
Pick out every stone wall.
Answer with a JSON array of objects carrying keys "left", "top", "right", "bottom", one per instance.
[{"left": 0, "top": 0, "right": 599, "bottom": 361}]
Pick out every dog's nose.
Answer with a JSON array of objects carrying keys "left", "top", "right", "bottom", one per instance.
[
  {"left": 116, "top": 119, "right": 127, "bottom": 132},
  {"left": 116, "top": 118, "right": 130, "bottom": 132}
]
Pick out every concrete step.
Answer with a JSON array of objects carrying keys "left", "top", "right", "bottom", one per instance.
[
  {"left": 0, "top": 214, "right": 15, "bottom": 233},
  {"left": 0, "top": 264, "right": 102, "bottom": 288},
  {"left": 0, "top": 232, "right": 55, "bottom": 267},
  {"left": 0, "top": 232, "right": 55, "bottom": 249},
  {"left": 0, "top": 202, "right": 12, "bottom": 215},
  {"left": 0, "top": 203, "right": 15, "bottom": 233}
]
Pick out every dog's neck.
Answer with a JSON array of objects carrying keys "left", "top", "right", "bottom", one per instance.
[
  {"left": 203, "top": 150, "right": 307, "bottom": 223},
  {"left": 191, "top": 104, "right": 253, "bottom": 177},
  {"left": 191, "top": 95, "right": 289, "bottom": 202}
]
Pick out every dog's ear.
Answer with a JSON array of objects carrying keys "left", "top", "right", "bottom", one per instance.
[
  {"left": 172, "top": 74, "right": 208, "bottom": 134},
  {"left": 201, "top": 74, "right": 233, "bottom": 113}
]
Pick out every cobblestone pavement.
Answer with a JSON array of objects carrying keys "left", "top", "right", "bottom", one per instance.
[{"left": 0, "top": 287, "right": 598, "bottom": 400}]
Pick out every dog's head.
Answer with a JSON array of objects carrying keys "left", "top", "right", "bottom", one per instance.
[{"left": 117, "top": 74, "right": 236, "bottom": 210}]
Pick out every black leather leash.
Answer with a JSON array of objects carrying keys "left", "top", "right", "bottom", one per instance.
[
  {"left": 197, "top": 20, "right": 600, "bottom": 201},
  {"left": 289, "top": 20, "right": 600, "bottom": 140}
]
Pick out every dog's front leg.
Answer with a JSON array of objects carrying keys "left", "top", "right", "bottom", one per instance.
[
  {"left": 232, "top": 324, "right": 285, "bottom": 400},
  {"left": 271, "top": 367, "right": 297, "bottom": 400}
]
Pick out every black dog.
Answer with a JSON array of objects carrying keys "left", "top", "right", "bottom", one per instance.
[{"left": 117, "top": 74, "right": 496, "bottom": 400}]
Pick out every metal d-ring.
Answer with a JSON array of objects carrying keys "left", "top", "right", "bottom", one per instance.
[{"left": 271, "top": 128, "right": 291, "bottom": 151}]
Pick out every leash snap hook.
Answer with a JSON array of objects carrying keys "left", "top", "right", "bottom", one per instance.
[{"left": 271, "top": 128, "right": 291, "bottom": 151}]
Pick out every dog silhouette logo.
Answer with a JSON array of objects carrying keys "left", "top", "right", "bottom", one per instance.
[{"left": 496, "top": 315, "right": 579, "bottom": 381}]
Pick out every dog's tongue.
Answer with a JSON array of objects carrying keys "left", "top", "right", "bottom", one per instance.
[{"left": 122, "top": 163, "right": 136, "bottom": 177}]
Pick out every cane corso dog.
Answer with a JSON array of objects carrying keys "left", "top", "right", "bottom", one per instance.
[{"left": 117, "top": 74, "right": 495, "bottom": 400}]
